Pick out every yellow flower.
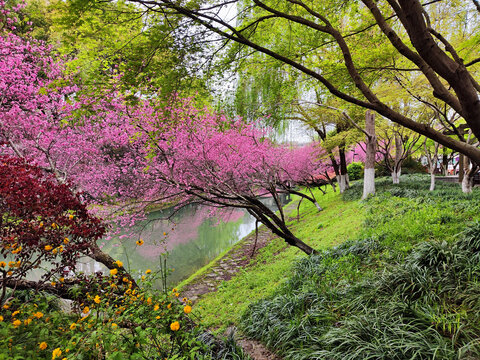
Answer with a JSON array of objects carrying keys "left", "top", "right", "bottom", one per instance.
[
  {"left": 8, "top": 261, "right": 15, "bottom": 267},
  {"left": 82, "top": 307, "right": 89, "bottom": 314},
  {"left": 51, "top": 282, "right": 56, "bottom": 286},
  {"left": 111, "top": 323, "right": 118, "bottom": 329},
  {"left": 154, "top": 304, "right": 159, "bottom": 311},
  {"left": 39, "top": 342, "right": 48, "bottom": 350},
  {"left": 167, "top": 303, "right": 172, "bottom": 309},
  {"left": 0, "top": 261, "right": 5, "bottom": 267},
  {"left": 39, "top": 221, "right": 44, "bottom": 227},
  {"left": 52, "top": 347, "right": 62, "bottom": 359},
  {"left": 122, "top": 277, "right": 128, "bottom": 283},
  {"left": 33, "top": 311, "right": 43, "bottom": 319},
  {"left": 6, "top": 271, "right": 12, "bottom": 276},
  {"left": 136, "top": 239, "right": 144, "bottom": 246},
  {"left": 24, "top": 318, "right": 32, "bottom": 325},
  {"left": 52, "top": 248, "right": 58, "bottom": 255},
  {"left": 110, "top": 268, "right": 118, "bottom": 276},
  {"left": 44, "top": 245, "right": 53, "bottom": 251},
  {"left": 146, "top": 297, "right": 152, "bottom": 305},
  {"left": 156, "top": 315, "right": 160, "bottom": 319},
  {"left": 174, "top": 293, "right": 179, "bottom": 297},
  {"left": 51, "top": 223, "right": 57, "bottom": 229},
  {"left": 15, "top": 261, "right": 21, "bottom": 268},
  {"left": 163, "top": 232, "right": 167, "bottom": 236},
  {"left": 68, "top": 214, "right": 74, "bottom": 220},
  {"left": 12, "top": 310, "right": 20, "bottom": 317},
  {"left": 59, "top": 277, "right": 65, "bottom": 283},
  {"left": 69, "top": 323, "right": 76, "bottom": 330},
  {"left": 2, "top": 304, "right": 9, "bottom": 309},
  {"left": 93, "top": 295, "right": 101, "bottom": 304},
  {"left": 145, "top": 269, "right": 151, "bottom": 274},
  {"left": 141, "top": 275, "right": 146, "bottom": 281},
  {"left": 12, "top": 246, "right": 22, "bottom": 254},
  {"left": 170, "top": 321, "right": 180, "bottom": 331},
  {"left": 63, "top": 237, "right": 69, "bottom": 244},
  {"left": 13, "top": 319, "right": 21, "bottom": 327},
  {"left": 172, "top": 288, "right": 177, "bottom": 293},
  {"left": 184, "top": 305, "right": 192, "bottom": 314},
  {"left": 114, "top": 260, "right": 123, "bottom": 268},
  {"left": 0, "top": 315, "right": 3, "bottom": 321}
]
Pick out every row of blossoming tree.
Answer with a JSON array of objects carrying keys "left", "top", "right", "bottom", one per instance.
[{"left": 0, "top": 3, "right": 334, "bottom": 357}]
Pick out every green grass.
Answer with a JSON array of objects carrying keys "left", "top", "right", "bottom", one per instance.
[
  {"left": 238, "top": 175, "right": 480, "bottom": 359},
  {"left": 190, "top": 186, "right": 364, "bottom": 332}
]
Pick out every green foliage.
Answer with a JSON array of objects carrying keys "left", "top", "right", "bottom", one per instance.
[
  {"left": 346, "top": 161, "right": 363, "bottom": 180},
  {"left": 239, "top": 176, "right": 480, "bottom": 359},
  {"left": 0, "top": 270, "right": 250, "bottom": 359},
  {"left": 189, "top": 188, "right": 364, "bottom": 332}
]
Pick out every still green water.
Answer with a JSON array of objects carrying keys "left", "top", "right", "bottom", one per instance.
[{"left": 77, "top": 205, "right": 258, "bottom": 287}]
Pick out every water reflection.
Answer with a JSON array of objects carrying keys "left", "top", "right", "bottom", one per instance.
[{"left": 80, "top": 195, "right": 289, "bottom": 288}]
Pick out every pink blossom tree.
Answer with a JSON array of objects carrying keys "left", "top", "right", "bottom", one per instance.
[{"left": 0, "top": 9, "right": 330, "bottom": 255}]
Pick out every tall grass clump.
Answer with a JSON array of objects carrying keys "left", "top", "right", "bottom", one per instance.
[{"left": 240, "top": 176, "right": 480, "bottom": 359}]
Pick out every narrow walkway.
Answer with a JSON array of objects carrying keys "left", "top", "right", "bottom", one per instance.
[{"left": 180, "top": 227, "right": 282, "bottom": 360}]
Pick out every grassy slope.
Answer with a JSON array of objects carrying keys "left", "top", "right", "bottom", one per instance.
[
  {"left": 190, "top": 187, "right": 365, "bottom": 332},
  {"left": 238, "top": 175, "right": 480, "bottom": 359}
]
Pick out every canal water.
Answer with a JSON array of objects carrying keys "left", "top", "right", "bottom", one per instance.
[{"left": 76, "top": 196, "right": 289, "bottom": 287}]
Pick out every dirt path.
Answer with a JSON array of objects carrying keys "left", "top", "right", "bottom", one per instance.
[{"left": 180, "top": 226, "right": 283, "bottom": 360}]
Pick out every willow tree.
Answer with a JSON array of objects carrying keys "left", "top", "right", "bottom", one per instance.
[{"left": 102, "top": 0, "right": 480, "bottom": 167}]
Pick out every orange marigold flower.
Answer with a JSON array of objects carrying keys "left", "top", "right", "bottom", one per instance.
[
  {"left": 52, "top": 347, "right": 62, "bottom": 359},
  {"left": 110, "top": 268, "right": 118, "bottom": 276},
  {"left": 12, "top": 246, "right": 22, "bottom": 254},
  {"left": 44, "top": 245, "right": 53, "bottom": 251},
  {"left": 167, "top": 303, "right": 172, "bottom": 309},
  {"left": 136, "top": 239, "right": 144, "bottom": 246},
  {"left": 170, "top": 321, "right": 180, "bottom": 331},
  {"left": 63, "top": 238, "right": 69, "bottom": 244},
  {"left": 154, "top": 304, "right": 159, "bottom": 311},
  {"left": 12, "top": 319, "right": 21, "bottom": 327},
  {"left": 70, "top": 323, "right": 77, "bottom": 330},
  {"left": 24, "top": 318, "right": 32, "bottom": 325},
  {"left": 39, "top": 342, "right": 48, "bottom": 350},
  {"left": 12, "top": 310, "right": 20, "bottom": 317},
  {"left": 0, "top": 261, "right": 5, "bottom": 267},
  {"left": 184, "top": 305, "right": 192, "bottom": 314},
  {"left": 82, "top": 307, "right": 89, "bottom": 314},
  {"left": 94, "top": 295, "right": 101, "bottom": 304},
  {"left": 111, "top": 323, "right": 118, "bottom": 329},
  {"left": 146, "top": 297, "right": 152, "bottom": 305},
  {"left": 114, "top": 260, "right": 123, "bottom": 268},
  {"left": 68, "top": 214, "right": 74, "bottom": 220},
  {"left": 0, "top": 315, "right": 3, "bottom": 321},
  {"left": 33, "top": 311, "right": 43, "bottom": 319},
  {"left": 145, "top": 269, "right": 151, "bottom": 274}
]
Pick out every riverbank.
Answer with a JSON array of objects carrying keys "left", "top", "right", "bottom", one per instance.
[
  {"left": 179, "top": 176, "right": 480, "bottom": 359},
  {"left": 177, "top": 186, "right": 363, "bottom": 357}
]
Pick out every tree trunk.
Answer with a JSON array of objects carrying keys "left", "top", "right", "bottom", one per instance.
[
  {"left": 393, "top": 135, "right": 403, "bottom": 184},
  {"left": 362, "top": 111, "right": 376, "bottom": 199},
  {"left": 430, "top": 172, "right": 436, "bottom": 191},
  {"left": 462, "top": 172, "right": 474, "bottom": 193},
  {"left": 391, "top": 169, "right": 401, "bottom": 184},
  {"left": 338, "top": 145, "right": 349, "bottom": 193},
  {"left": 462, "top": 165, "right": 478, "bottom": 193},
  {"left": 337, "top": 174, "right": 348, "bottom": 193}
]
